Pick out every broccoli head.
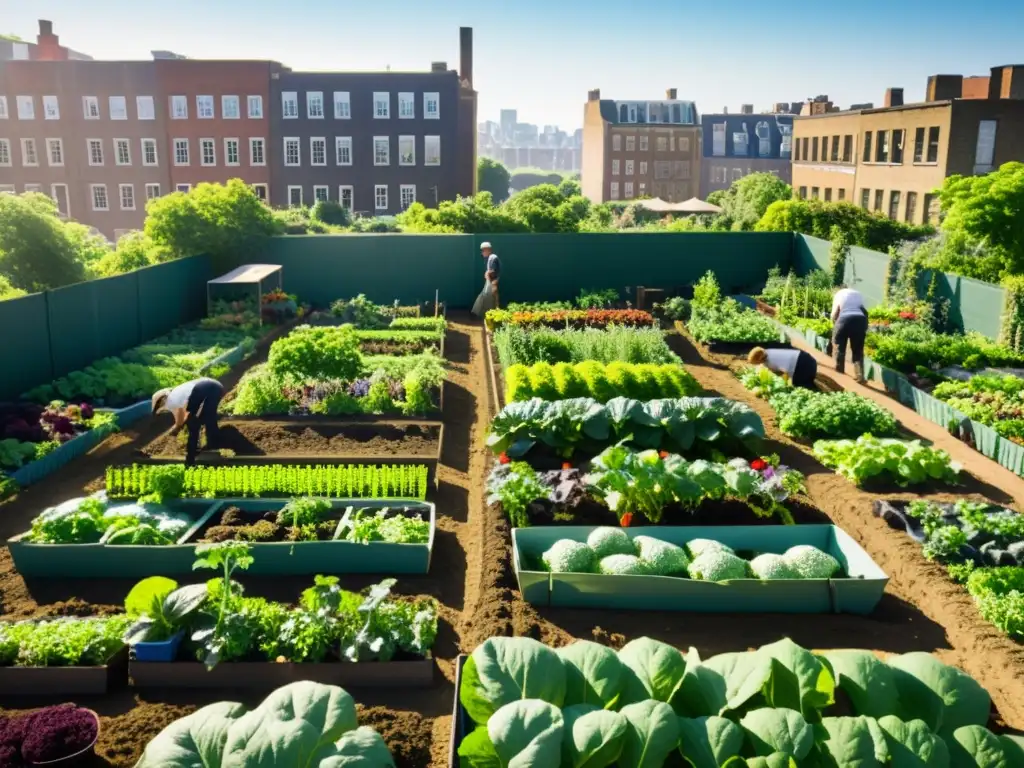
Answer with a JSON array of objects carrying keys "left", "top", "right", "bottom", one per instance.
[
  {"left": 749, "top": 553, "right": 799, "bottom": 580},
  {"left": 688, "top": 550, "right": 748, "bottom": 581},
  {"left": 587, "top": 527, "right": 636, "bottom": 559},
  {"left": 598, "top": 554, "right": 649, "bottom": 575},
  {"left": 634, "top": 535, "right": 691, "bottom": 576},
  {"left": 542, "top": 539, "right": 597, "bottom": 573},
  {"left": 686, "top": 538, "right": 735, "bottom": 559},
  {"left": 783, "top": 545, "right": 841, "bottom": 578}
]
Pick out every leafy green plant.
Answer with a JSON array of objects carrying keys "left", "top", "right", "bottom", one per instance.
[
  {"left": 691, "top": 271, "right": 721, "bottom": 310},
  {"left": 25, "top": 495, "right": 190, "bottom": 545},
  {"left": 191, "top": 541, "right": 255, "bottom": 668},
  {"left": 267, "top": 325, "right": 363, "bottom": 382},
  {"left": 768, "top": 388, "right": 899, "bottom": 440},
  {"left": 493, "top": 325, "right": 679, "bottom": 369},
  {"left": 389, "top": 316, "right": 447, "bottom": 332},
  {"left": 135, "top": 681, "right": 395, "bottom": 767},
  {"left": 0, "top": 616, "right": 130, "bottom": 667},
  {"left": 966, "top": 567, "right": 1024, "bottom": 639},
  {"left": 505, "top": 361, "right": 700, "bottom": 403},
  {"left": 341, "top": 507, "right": 430, "bottom": 544},
  {"left": 576, "top": 287, "right": 620, "bottom": 309},
  {"left": 486, "top": 461, "right": 550, "bottom": 528},
  {"left": 688, "top": 300, "right": 783, "bottom": 344},
  {"left": 813, "top": 435, "right": 961, "bottom": 487},
  {"left": 123, "top": 576, "right": 208, "bottom": 644}
]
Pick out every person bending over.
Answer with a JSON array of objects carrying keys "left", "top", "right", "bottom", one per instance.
[
  {"left": 151, "top": 377, "right": 225, "bottom": 466},
  {"left": 748, "top": 346, "right": 818, "bottom": 390},
  {"left": 830, "top": 286, "right": 868, "bottom": 383}
]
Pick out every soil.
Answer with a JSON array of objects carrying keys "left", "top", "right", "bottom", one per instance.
[
  {"left": 197, "top": 505, "right": 340, "bottom": 543},
  {"left": 360, "top": 340, "right": 439, "bottom": 356},
  {"left": 142, "top": 421, "right": 441, "bottom": 459},
  {"left": 3, "top": 314, "right": 1024, "bottom": 766}
]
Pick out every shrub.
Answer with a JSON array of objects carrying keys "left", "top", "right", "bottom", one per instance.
[
  {"left": 311, "top": 199, "right": 351, "bottom": 227},
  {"left": 267, "top": 325, "right": 363, "bottom": 381}
]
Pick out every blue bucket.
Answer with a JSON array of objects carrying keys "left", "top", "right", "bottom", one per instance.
[{"left": 132, "top": 630, "right": 184, "bottom": 662}]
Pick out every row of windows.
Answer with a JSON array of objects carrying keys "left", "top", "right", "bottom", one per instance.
[
  {"left": 282, "top": 136, "right": 441, "bottom": 167},
  {"left": 281, "top": 91, "right": 439, "bottom": 121},
  {"left": 0, "top": 136, "right": 267, "bottom": 168},
  {"left": 710, "top": 122, "right": 791, "bottom": 158},
  {"left": 611, "top": 134, "right": 691, "bottom": 153},
  {"left": 611, "top": 159, "right": 691, "bottom": 179},
  {"left": 709, "top": 167, "right": 780, "bottom": 184},
  {"left": 0, "top": 94, "right": 266, "bottom": 121},
  {"left": 796, "top": 185, "right": 938, "bottom": 224},
  {"left": 285, "top": 184, "right": 416, "bottom": 211},
  {"left": 794, "top": 126, "right": 942, "bottom": 165},
  {"left": 609, "top": 181, "right": 644, "bottom": 200},
  {"left": 794, "top": 134, "right": 854, "bottom": 164}
]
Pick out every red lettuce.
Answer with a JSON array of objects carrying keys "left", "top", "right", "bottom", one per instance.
[{"left": 0, "top": 705, "right": 97, "bottom": 765}]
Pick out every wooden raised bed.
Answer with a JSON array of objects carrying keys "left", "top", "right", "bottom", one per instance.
[{"left": 0, "top": 648, "right": 128, "bottom": 696}]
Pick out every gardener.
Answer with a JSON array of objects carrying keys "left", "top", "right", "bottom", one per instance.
[
  {"left": 748, "top": 347, "right": 818, "bottom": 390},
  {"left": 151, "top": 377, "right": 225, "bottom": 466},
  {"left": 472, "top": 242, "right": 501, "bottom": 317},
  {"left": 830, "top": 285, "right": 869, "bottom": 383}
]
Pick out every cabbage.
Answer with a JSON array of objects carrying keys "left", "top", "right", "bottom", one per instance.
[
  {"left": 598, "top": 554, "right": 648, "bottom": 575},
  {"left": 784, "top": 545, "right": 841, "bottom": 578},
  {"left": 688, "top": 550, "right": 748, "bottom": 581},
  {"left": 587, "top": 527, "right": 636, "bottom": 558},
  {"left": 541, "top": 540, "right": 596, "bottom": 573},
  {"left": 749, "top": 553, "right": 799, "bottom": 580},
  {"left": 686, "top": 538, "right": 734, "bottom": 558},
  {"left": 634, "top": 535, "right": 690, "bottom": 576}
]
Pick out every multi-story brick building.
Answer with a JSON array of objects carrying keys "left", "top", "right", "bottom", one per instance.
[
  {"left": 700, "top": 108, "right": 794, "bottom": 197},
  {"left": 581, "top": 88, "right": 702, "bottom": 204},
  {"left": 792, "top": 66, "right": 1024, "bottom": 225}
]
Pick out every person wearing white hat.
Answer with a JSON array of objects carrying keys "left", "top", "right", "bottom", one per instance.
[
  {"left": 472, "top": 242, "right": 501, "bottom": 317},
  {"left": 151, "top": 377, "right": 225, "bottom": 466}
]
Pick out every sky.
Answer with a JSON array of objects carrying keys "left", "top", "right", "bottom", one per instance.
[{"left": 6, "top": 0, "right": 1024, "bottom": 130}]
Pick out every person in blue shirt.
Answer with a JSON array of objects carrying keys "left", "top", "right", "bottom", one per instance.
[
  {"left": 151, "top": 377, "right": 224, "bottom": 466},
  {"left": 748, "top": 347, "right": 818, "bottom": 390}
]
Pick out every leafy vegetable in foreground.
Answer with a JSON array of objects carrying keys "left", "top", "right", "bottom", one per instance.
[
  {"left": 813, "top": 436, "right": 961, "bottom": 487},
  {"left": 25, "top": 494, "right": 190, "bottom": 545}
]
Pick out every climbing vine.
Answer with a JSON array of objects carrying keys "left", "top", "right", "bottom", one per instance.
[
  {"left": 828, "top": 225, "right": 849, "bottom": 287},
  {"left": 999, "top": 275, "right": 1024, "bottom": 353}
]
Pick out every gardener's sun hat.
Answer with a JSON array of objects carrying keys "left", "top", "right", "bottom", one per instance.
[{"left": 151, "top": 388, "right": 173, "bottom": 414}]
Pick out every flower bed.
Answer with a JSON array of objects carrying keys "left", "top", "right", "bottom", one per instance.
[
  {"left": 485, "top": 308, "right": 655, "bottom": 331},
  {"left": 512, "top": 524, "right": 888, "bottom": 613}
]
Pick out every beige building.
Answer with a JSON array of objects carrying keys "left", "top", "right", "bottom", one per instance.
[
  {"left": 582, "top": 88, "right": 702, "bottom": 204},
  {"left": 792, "top": 65, "right": 1024, "bottom": 225}
]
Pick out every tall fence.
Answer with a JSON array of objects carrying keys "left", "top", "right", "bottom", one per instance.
[
  {"left": 792, "top": 234, "right": 1006, "bottom": 340},
  {"left": 0, "top": 255, "right": 211, "bottom": 401}
]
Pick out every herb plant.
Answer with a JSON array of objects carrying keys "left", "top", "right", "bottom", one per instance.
[
  {"left": 688, "top": 300, "right": 783, "bottom": 344},
  {"left": 493, "top": 325, "right": 679, "bottom": 368},
  {"left": 341, "top": 507, "right": 430, "bottom": 544}
]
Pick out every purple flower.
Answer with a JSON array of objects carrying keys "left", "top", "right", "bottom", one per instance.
[
  {"left": 348, "top": 379, "right": 371, "bottom": 398},
  {"left": 762, "top": 466, "right": 775, "bottom": 479},
  {"left": 79, "top": 403, "right": 94, "bottom": 420}
]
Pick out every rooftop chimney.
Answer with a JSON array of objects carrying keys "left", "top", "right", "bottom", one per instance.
[
  {"left": 666, "top": 88, "right": 677, "bottom": 100},
  {"left": 587, "top": 89, "right": 601, "bottom": 102},
  {"left": 990, "top": 65, "right": 1024, "bottom": 100},
  {"left": 459, "top": 27, "right": 473, "bottom": 87},
  {"left": 962, "top": 76, "right": 990, "bottom": 99},
  {"left": 35, "top": 19, "right": 68, "bottom": 61},
  {"left": 884, "top": 88, "right": 904, "bottom": 108},
  {"left": 431, "top": 62, "right": 448, "bottom": 73},
  {"left": 740, "top": 104, "right": 753, "bottom": 114},
  {"left": 38, "top": 19, "right": 53, "bottom": 36},
  {"left": 927, "top": 74, "right": 963, "bottom": 101}
]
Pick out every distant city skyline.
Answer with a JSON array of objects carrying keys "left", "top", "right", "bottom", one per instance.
[{"left": 6, "top": 0, "right": 1024, "bottom": 130}]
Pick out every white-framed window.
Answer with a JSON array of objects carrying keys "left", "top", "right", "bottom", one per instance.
[
  {"left": 142, "top": 138, "right": 158, "bottom": 166},
  {"left": 307, "top": 92, "right": 324, "bottom": 118},
  {"left": 336, "top": 136, "right": 352, "bottom": 165},
  {"left": 222, "top": 95, "right": 240, "bottom": 119},
  {"left": 610, "top": 181, "right": 619, "bottom": 200},
  {"left": 145, "top": 183, "right": 161, "bottom": 200},
  {"left": 424, "top": 92, "right": 439, "bottom": 119},
  {"left": 374, "top": 184, "right": 388, "bottom": 210},
  {"left": 373, "top": 92, "right": 390, "bottom": 118},
  {"left": 224, "top": 138, "right": 240, "bottom": 166},
  {"left": 399, "top": 135, "right": 415, "bottom": 165},
  {"left": 424, "top": 135, "right": 440, "bottom": 166},
  {"left": 611, "top": 159, "right": 620, "bottom": 176},
  {"left": 252, "top": 183, "right": 268, "bottom": 201},
  {"left": 0, "top": 96, "right": 7, "bottom": 119},
  {"left": 119, "top": 183, "right": 135, "bottom": 210},
  {"left": 136, "top": 95, "right": 155, "bottom": 120},
  {"left": 115, "top": 138, "right": 131, "bottom": 166},
  {"left": 284, "top": 137, "right": 300, "bottom": 166},
  {"left": 399, "top": 92, "right": 415, "bottom": 119},
  {"left": 82, "top": 96, "right": 99, "bottom": 119},
  {"left": 46, "top": 138, "right": 63, "bottom": 166},
  {"left": 334, "top": 91, "right": 350, "bottom": 119},
  {"left": 310, "top": 137, "right": 326, "bottom": 165},
  {"left": 680, "top": 136, "right": 690, "bottom": 153},
  {"left": 626, "top": 136, "right": 636, "bottom": 152},
  {"left": 176, "top": 184, "right": 191, "bottom": 193},
  {"left": 625, "top": 159, "right": 634, "bottom": 175},
  {"left": 0, "top": 139, "right": 10, "bottom": 166},
  {"left": 17, "top": 96, "right": 34, "bottom": 120},
  {"left": 171, "top": 95, "right": 188, "bottom": 119},
  {"left": 339, "top": 185, "right": 353, "bottom": 209},
  {"left": 24, "top": 184, "right": 43, "bottom": 194},
  {"left": 639, "top": 161, "right": 648, "bottom": 175},
  {"left": 400, "top": 184, "right": 416, "bottom": 209},
  {"left": 313, "top": 185, "right": 329, "bottom": 202},
  {"left": 174, "top": 138, "right": 189, "bottom": 165},
  {"left": 247, "top": 95, "right": 263, "bottom": 118},
  {"left": 639, "top": 182, "right": 647, "bottom": 195},
  {"left": 91, "top": 184, "right": 109, "bottom": 211},
  {"left": 109, "top": 96, "right": 127, "bottom": 120},
  {"left": 196, "top": 95, "right": 214, "bottom": 119},
  {"left": 282, "top": 92, "right": 298, "bottom": 119},
  {"left": 43, "top": 95, "right": 59, "bottom": 120},
  {"left": 20, "top": 138, "right": 37, "bottom": 166},
  {"left": 200, "top": 138, "right": 216, "bottom": 166},
  {"left": 288, "top": 185, "right": 302, "bottom": 207},
  {"left": 50, "top": 183, "right": 68, "bottom": 215},
  {"left": 640, "top": 136, "right": 648, "bottom": 151},
  {"left": 88, "top": 139, "right": 103, "bottom": 166},
  {"left": 374, "top": 136, "right": 390, "bottom": 165},
  {"left": 612, "top": 135, "right": 621, "bottom": 151},
  {"left": 250, "top": 137, "right": 266, "bottom": 166},
  {"left": 624, "top": 181, "right": 634, "bottom": 198}
]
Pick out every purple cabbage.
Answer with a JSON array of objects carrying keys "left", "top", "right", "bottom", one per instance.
[{"left": 0, "top": 705, "right": 97, "bottom": 765}]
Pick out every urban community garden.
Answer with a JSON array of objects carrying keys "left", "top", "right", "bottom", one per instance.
[{"left": 1, "top": 274, "right": 1024, "bottom": 768}]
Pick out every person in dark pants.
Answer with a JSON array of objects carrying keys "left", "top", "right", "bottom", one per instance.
[
  {"left": 748, "top": 347, "right": 818, "bottom": 390},
  {"left": 830, "top": 286, "right": 869, "bottom": 383},
  {"left": 151, "top": 377, "right": 225, "bottom": 466}
]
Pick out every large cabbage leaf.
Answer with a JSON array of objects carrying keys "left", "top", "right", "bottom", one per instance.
[
  {"left": 460, "top": 637, "right": 567, "bottom": 726},
  {"left": 557, "top": 641, "right": 626, "bottom": 709},
  {"left": 739, "top": 708, "right": 815, "bottom": 761},
  {"left": 885, "top": 652, "right": 990, "bottom": 737},
  {"left": 560, "top": 704, "right": 626, "bottom": 768},
  {"left": 618, "top": 700, "right": 680, "bottom": 768},
  {"left": 676, "top": 715, "right": 744, "bottom": 768},
  {"left": 487, "top": 699, "right": 564, "bottom": 768}
]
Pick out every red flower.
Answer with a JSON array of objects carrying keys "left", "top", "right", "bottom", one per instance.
[
  {"left": 498, "top": 453, "right": 511, "bottom": 465},
  {"left": 899, "top": 311, "right": 916, "bottom": 320},
  {"left": 658, "top": 451, "right": 669, "bottom": 459},
  {"left": 562, "top": 462, "right": 572, "bottom": 471},
  {"left": 620, "top": 512, "right": 634, "bottom": 528},
  {"left": 750, "top": 458, "right": 768, "bottom": 471}
]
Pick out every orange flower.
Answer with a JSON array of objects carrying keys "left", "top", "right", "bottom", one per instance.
[
  {"left": 658, "top": 451, "right": 669, "bottom": 459},
  {"left": 562, "top": 462, "right": 572, "bottom": 471},
  {"left": 620, "top": 512, "right": 634, "bottom": 528},
  {"left": 498, "top": 452, "right": 511, "bottom": 465}
]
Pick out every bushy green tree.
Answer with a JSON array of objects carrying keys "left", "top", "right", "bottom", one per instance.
[
  {"left": 93, "top": 231, "right": 163, "bottom": 277},
  {"left": 145, "top": 180, "right": 279, "bottom": 269},
  {"left": 397, "top": 192, "right": 526, "bottom": 233},
  {"left": 756, "top": 199, "right": 930, "bottom": 252},
  {"left": 0, "top": 192, "right": 90, "bottom": 291},
  {"left": 501, "top": 184, "right": 591, "bottom": 233},
  {"left": 311, "top": 200, "right": 351, "bottom": 228},
  {"left": 0, "top": 274, "right": 27, "bottom": 300},
  {"left": 716, "top": 173, "right": 793, "bottom": 230},
  {"left": 558, "top": 176, "right": 582, "bottom": 198},
  {"left": 477, "top": 158, "right": 512, "bottom": 204}
]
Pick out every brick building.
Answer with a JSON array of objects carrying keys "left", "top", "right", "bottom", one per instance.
[
  {"left": 581, "top": 88, "right": 702, "bottom": 204},
  {"left": 792, "top": 65, "right": 1024, "bottom": 225},
  {"left": 0, "top": 21, "right": 92, "bottom": 62},
  {"left": 700, "top": 108, "right": 794, "bottom": 197}
]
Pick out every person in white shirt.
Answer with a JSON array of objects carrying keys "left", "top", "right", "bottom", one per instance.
[
  {"left": 830, "top": 286, "right": 869, "bottom": 382},
  {"left": 151, "top": 377, "right": 224, "bottom": 466}
]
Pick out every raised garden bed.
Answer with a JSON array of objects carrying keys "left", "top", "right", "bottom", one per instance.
[
  {"left": 0, "top": 647, "right": 128, "bottom": 696},
  {"left": 9, "top": 499, "right": 435, "bottom": 577},
  {"left": 674, "top": 320, "right": 790, "bottom": 355},
  {"left": 512, "top": 524, "right": 887, "bottom": 613},
  {"left": 129, "top": 656, "right": 435, "bottom": 690}
]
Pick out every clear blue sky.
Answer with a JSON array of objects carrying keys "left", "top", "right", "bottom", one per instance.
[{"left": 7, "top": 0, "right": 1024, "bottom": 130}]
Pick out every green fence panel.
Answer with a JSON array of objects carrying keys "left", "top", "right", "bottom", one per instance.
[
  {"left": 94, "top": 272, "right": 142, "bottom": 359},
  {"left": 0, "top": 294, "right": 52, "bottom": 401},
  {"left": 843, "top": 245, "right": 890, "bottom": 309},
  {"left": 792, "top": 234, "right": 831, "bottom": 274},
  {"left": 46, "top": 281, "right": 101, "bottom": 376},
  {"left": 137, "top": 255, "right": 212, "bottom": 339},
  {"left": 260, "top": 235, "right": 476, "bottom": 308}
]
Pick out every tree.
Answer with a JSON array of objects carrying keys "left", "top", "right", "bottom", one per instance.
[
  {"left": 477, "top": 158, "right": 511, "bottom": 204},
  {"left": 0, "top": 192, "right": 90, "bottom": 291},
  {"left": 756, "top": 199, "right": 930, "bottom": 252},
  {"left": 145, "top": 180, "right": 279, "bottom": 270},
  {"left": 558, "top": 177, "right": 582, "bottom": 198},
  {"left": 311, "top": 200, "right": 351, "bottom": 228},
  {"left": 501, "top": 184, "right": 591, "bottom": 233},
  {"left": 397, "top": 192, "right": 526, "bottom": 233},
  {"left": 719, "top": 173, "right": 793, "bottom": 230},
  {"left": 93, "top": 231, "right": 161, "bottom": 277}
]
